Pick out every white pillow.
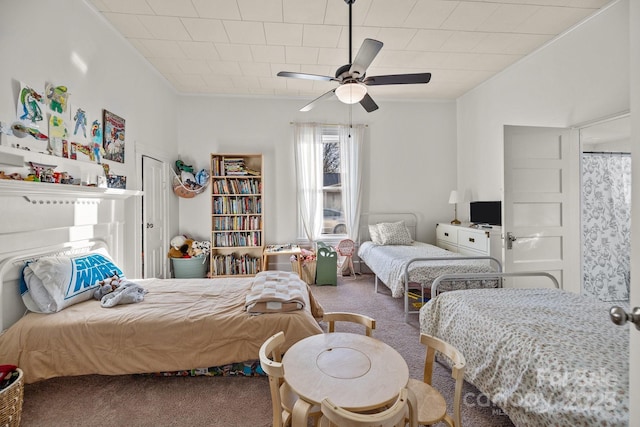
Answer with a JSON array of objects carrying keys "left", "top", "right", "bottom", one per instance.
[
  {"left": 368, "top": 224, "right": 383, "bottom": 245},
  {"left": 377, "top": 221, "right": 413, "bottom": 245},
  {"left": 20, "top": 249, "right": 125, "bottom": 313}
]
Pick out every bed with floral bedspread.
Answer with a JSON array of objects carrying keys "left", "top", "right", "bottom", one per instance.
[{"left": 420, "top": 287, "right": 629, "bottom": 427}]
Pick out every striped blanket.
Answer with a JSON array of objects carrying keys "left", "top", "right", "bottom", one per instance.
[{"left": 245, "top": 271, "right": 308, "bottom": 314}]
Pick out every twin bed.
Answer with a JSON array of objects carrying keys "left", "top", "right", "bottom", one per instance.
[
  {"left": 420, "top": 272, "right": 629, "bottom": 427},
  {"left": 0, "top": 239, "right": 323, "bottom": 384},
  {"left": 357, "top": 213, "right": 501, "bottom": 320}
]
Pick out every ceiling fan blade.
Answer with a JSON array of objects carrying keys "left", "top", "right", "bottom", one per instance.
[
  {"left": 363, "top": 73, "right": 432, "bottom": 86},
  {"left": 300, "top": 89, "right": 336, "bottom": 112},
  {"left": 359, "top": 93, "right": 378, "bottom": 113},
  {"left": 349, "top": 38, "right": 383, "bottom": 77},
  {"left": 277, "top": 71, "right": 336, "bottom": 82}
]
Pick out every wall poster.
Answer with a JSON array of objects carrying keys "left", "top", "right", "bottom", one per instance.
[{"left": 102, "top": 109, "right": 125, "bottom": 163}]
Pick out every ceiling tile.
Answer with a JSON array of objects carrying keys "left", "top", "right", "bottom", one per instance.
[
  {"left": 146, "top": 57, "right": 183, "bottom": 74},
  {"left": 146, "top": 0, "right": 198, "bottom": 17},
  {"left": 474, "top": 33, "right": 552, "bottom": 54},
  {"left": 518, "top": 6, "right": 596, "bottom": 34},
  {"left": 406, "top": 29, "right": 455, "bottom": 51},
  {"left": 206, "top": 61, "right": 243, "bottom": 75},
  {"left": 137, "top": 15, "right": 192, "bottom": 40},
  {"left": 178, "top": 41, "right": 221, "bottom": 60},
  {"left": 102, "top": 13, "right": 153, "bottom": 38},
  {"left": 375, "top": 28, "right": 418, "bottom": 49},
  {"left": 403, "top": 0, "right": 459, "bottom": 29},
  {"left": 264, "top": 22, "right": 304, "bottom": 46},
  {"left": 191, "top": 0, "right": 241, "bottom": 19},
  {"left": 137, "top": 39, "right": 188, "bottom": 58},
  {"left": 285, "top": 46, "right": 320, "bottom": 64},
  {"left": 223, "top": 21, "right": 267, "bottom": 44},
  {"left": 215, "top": 43, "right": 254, "bottom": 61},
  {"left": 239, "top": 61, "right": 273, "bottom": 77},
  {"left": 440, "top": 31, "right": 487, "bottom": 52},
  {"left": 283, "top": 0, "right": 328, "bottom": 24},
  {"left": 302, "top": 24, "right": 342, "bottom": 48},
  {"left": 182, "top": 18, "right": 229, "bottom": 42},
  {"left": 363, "top": 0, "right": 418, "bottom": 27},
  {"left": 251, "top": 45, "right": 286, "bottom": 63},
  {"left": 324, "top": 0, "right": 372, "bottom": 26},
  {"left": 237, "top": 0, "right": 283, "bottom": 22},
  {"left": 476, "top": 4, "right": 540, "bottom": 33},
  {"left": 177, "top": 59, "right": 213, "bottom": 74},
  {"left": 440, "top": 2, "right": 501, "bottom": 31}
]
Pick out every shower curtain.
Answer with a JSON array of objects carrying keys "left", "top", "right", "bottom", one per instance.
[{"left": 581, "top": 153, "right": 631, "bottom": 302}]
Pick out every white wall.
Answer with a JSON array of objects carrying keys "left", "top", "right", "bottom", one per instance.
[
  {"left": 176, "top": 96, "right": 457, "bottom": 246},
  {"left": 456, "top": 0, "right": 629, "bottom": 208},
  {"left": 0, "top": 0, "right": 179, "bottom": 275}
]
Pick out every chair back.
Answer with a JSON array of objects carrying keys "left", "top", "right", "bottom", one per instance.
[
  {"left": 420, "top": 333, "right": 466, "bottom": 427},
  {"left": 259, "top": 331, "right": 288, "bottom": 427},
  {"left": 323, "top": 312, "right": 376, "bottom": 337},
  {"left": 319, "top": 388, "right": 417, "bottom": 427},
  {"left": 336, "top": 239, "right": 356, "bottom": 256}
]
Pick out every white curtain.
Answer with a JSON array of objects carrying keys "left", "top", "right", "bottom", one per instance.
[
  {"left": 293, "top": 123, "right": 324, "bottom": 241},
  {"left": 581, "top": 153, "right": 631, "bottom": 302},
  {"left": 339, "top": 124, "right": 364, "bottom": 241}
]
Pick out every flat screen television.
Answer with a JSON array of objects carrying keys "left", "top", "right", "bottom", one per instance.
[{"left": 470, "top": 201, "right": 502, "bottom": 226}]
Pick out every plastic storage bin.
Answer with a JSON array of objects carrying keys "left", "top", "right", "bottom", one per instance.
[{"left": 172, "top": 256, "right": 208, "bottom": 278}]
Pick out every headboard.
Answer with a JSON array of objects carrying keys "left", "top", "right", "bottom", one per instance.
[
  {"left": 358, "top": 212, "right": 418, "bottom": 244},
  {"left": 0, "top": 224, "right": 119, "bottom": 332}
]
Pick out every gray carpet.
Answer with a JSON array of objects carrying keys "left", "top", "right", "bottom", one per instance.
[{"left": 20, "top": 274, "right": 515, "bottom": 426}]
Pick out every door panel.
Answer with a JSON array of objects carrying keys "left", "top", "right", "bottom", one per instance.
[
  {"left": 504, "top": 125, "right": 578, "bottom": 291},
  {"left": 142, "top": 155, "right": 166, "bottom": 279}
]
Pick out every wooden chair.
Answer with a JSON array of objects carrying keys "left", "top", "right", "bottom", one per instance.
[
  {"left": 336, "top": 239, "right": 356, "bottom": 278},
  {"left": 319, "top": 388, "right": 418, "bottom": 427},
  {"left": 259, "top": 332, "right": 322, "bottom": 427},
  {"left": 406, "top": 334, "right": 466, "bottom": 427},
  {"left": 323, "top": 311, "right": 376, "bottom": 337}
]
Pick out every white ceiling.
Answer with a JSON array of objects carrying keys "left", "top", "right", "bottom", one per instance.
[{"left": 88, "top": 0, "right": 612, "bottom": 102}]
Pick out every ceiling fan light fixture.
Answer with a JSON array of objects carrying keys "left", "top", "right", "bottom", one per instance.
[{"left": 335, "top": 82, "right": 367, "bottom": 104}]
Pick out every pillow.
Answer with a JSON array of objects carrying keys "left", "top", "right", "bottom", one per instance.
[
  {"left": 368, "top": 224, "right": 383, "bottom": 245},
  {"left": 377, "top": 221, "right": 413, "bottom": 245},
  {"left": 20, "top": 249, "right": 125, "bottom": 313}
]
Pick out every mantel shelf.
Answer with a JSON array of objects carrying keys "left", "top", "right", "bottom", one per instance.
[{"left": 0, "top": 179, "right": 143, "bottom": 200}]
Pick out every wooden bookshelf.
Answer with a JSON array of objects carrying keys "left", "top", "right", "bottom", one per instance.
[{"left": 210, "top": 154, "right": 263, "bottom": 277}]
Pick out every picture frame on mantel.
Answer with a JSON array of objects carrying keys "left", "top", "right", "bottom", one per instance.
[{"left": 102, "top": 109, "right": 125, "bottom": 163}]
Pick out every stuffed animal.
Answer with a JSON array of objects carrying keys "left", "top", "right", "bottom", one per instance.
[
  {"left": 168, "top": 235, "right": 194, "bottom": 258},
  {"left": 93, "top": 273, "right": 122, "bottom": 300},
  {"left": 190, "top": 240, "right": 211, "bottom": 257}
]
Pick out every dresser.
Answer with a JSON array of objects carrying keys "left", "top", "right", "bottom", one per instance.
[{"left": 436, "top": 223, "right": 502, "bottom": 262}]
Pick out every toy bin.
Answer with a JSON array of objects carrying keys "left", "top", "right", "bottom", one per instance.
[
  {"left": 172, "top": 256, "right": 208, "bottom": 278},
  {"left": 0, "top": 368, "right": 23, "bottom": 427}
]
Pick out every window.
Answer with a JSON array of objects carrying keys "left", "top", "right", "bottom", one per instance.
[
  {"left": 294, "top": 123, "right": 364, "bottom": 242},
  {"left": 321, "top": 128, "right": 346, "bottom": 236}
]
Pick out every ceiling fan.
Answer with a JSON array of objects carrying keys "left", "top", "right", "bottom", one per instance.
[{"left": 277, "top": 0, "right": 432, "bottom": 113}]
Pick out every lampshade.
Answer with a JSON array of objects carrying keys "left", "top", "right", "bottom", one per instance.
[
  {"left": 448, "top": 190, "right": 460, "bottom": 204},
  {"left": 335, "top": 83, "right": 367, "bottom": 104}
]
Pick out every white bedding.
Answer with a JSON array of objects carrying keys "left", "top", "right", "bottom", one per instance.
[
  {"left": 420, "top": 288, "right": 629, "bottom": 427},
  {"left": 357, "top": 241, "right": 496, "bottom": 298}
]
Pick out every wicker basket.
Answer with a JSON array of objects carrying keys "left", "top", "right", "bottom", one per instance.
[{"left": 0, "top": 368, "right": 23, "bottom": 427}]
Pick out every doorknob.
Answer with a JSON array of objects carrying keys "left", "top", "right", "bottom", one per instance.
[
  {"left": 146, "top": 223, "right": 154, "bottom": 229},
  {"left": 506, "top": 232, "right": 517, "bottom": 250},
  {"left": 609, "top": 306, "right": 640, "bottom": 330}
]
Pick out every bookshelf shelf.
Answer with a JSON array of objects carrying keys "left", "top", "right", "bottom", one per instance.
[{"left": 210, "top": 154, "right": 264, "bottom": 277}]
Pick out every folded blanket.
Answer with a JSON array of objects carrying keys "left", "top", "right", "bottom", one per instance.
[
  {"left": 101, "top": 280, "right": 148, "bottom": 308},
  {"left": 245, "top": 271, "right": 307, "bottom": 314}
]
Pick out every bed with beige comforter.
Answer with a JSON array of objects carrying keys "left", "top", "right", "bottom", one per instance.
[{"left": 0, "top": 275, "right": 324, "bottom": 383}]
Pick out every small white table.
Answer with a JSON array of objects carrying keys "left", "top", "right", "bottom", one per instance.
[
  {"left": 282, "top": 332, "right": 409, "bottom": 426},
  {"left": 262, "top": 244, "right": 302, "bottom": 277}
]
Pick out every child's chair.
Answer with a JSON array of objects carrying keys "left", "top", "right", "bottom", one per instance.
[{"left": 335, "top": 239, "right": 356, "bottom": 279}]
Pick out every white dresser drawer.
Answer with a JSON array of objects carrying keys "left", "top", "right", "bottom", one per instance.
[
  {"left": 436, "top": 225, "right": 457, "bottom": 245},
  {"left": 436, "top": 241, "right": 457, "bottom": 253},
  {"left": 458, "top": 229, "right": 489, "bottom": 253}
]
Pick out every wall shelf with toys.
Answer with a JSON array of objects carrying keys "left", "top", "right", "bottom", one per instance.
[{"left": 0, "top": 179, "right": 142, "bottom": 202}]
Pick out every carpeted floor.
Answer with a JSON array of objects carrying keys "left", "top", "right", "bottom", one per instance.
[{"left": 19, "top": 274, "right": 515, "bottom": 426}]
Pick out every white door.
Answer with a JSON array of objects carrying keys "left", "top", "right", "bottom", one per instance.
[
  {"left": 142, "top": 155, "right": 166, "bottom": 278},
  {"left": 503, "top": 126, "right": 580, "bottom": 291}
]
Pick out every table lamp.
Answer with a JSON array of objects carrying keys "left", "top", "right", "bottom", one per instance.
[{"left": 448, "top": 190, "right": 461, "bottom": 225}]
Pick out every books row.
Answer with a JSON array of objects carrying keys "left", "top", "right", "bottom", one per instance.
[
  {"left": 212, "top": 178, "right": 261, "bottom": 195},
  {"left": 213, "top": 215, "right": 262, "bottom": 231},
  {"left": 213, "top": 196, "right": 262, "bottom": 215},
  {"left": 211, "top": 253, "right": 262, "bottom": 276},
  {"left": 213, "top": 231, "right": 262, "bottom": 247}
]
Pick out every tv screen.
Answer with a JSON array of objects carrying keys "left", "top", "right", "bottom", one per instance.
[{"left": 470, "top": 201, "right": 502, "bottom": 226}]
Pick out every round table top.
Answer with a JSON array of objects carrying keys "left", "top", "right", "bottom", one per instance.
[{"left": 282, "top": 332, "right": 409, "bottom": 411}]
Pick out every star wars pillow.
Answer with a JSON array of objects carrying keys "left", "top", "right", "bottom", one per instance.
[{"left": 20, "top": 249, "right": 125, "bottom": 313}]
